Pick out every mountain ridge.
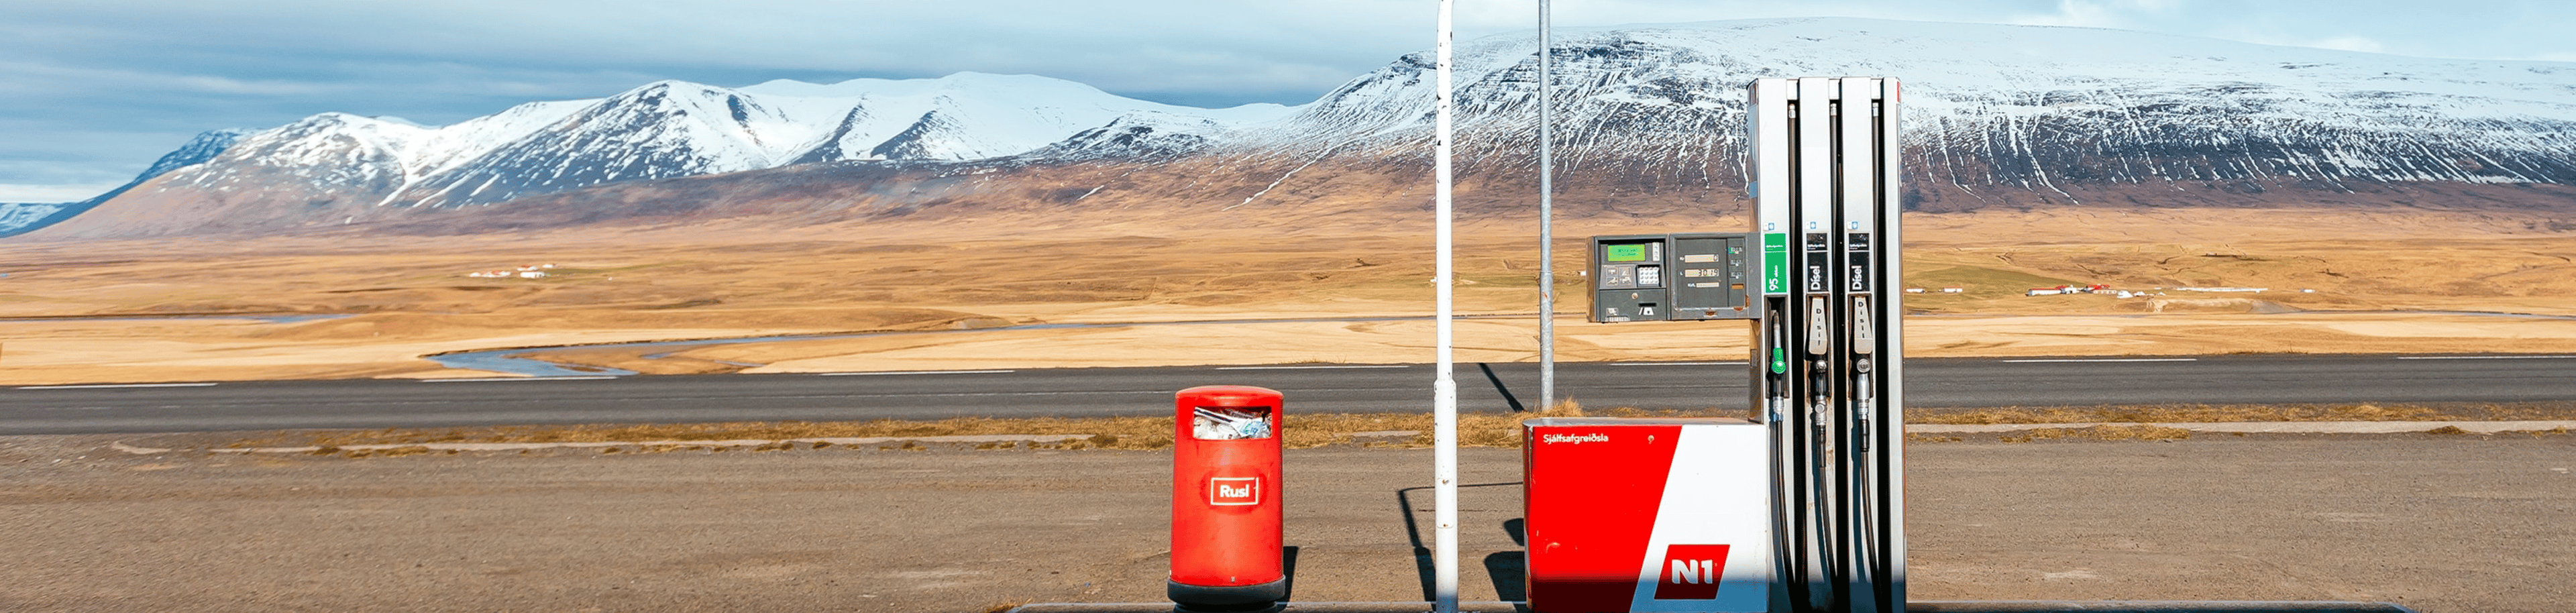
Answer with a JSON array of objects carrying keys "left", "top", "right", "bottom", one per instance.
[
  {"left": 21, "top": 17, "right": 2576, "bottom": 241},
  {"left": 0, "top": 128, "right": 248, "bottom": 238}
]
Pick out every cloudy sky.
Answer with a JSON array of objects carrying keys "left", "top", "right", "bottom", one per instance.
[{"left": 5, "top": 0, "right": 2571, "bottom": 202}]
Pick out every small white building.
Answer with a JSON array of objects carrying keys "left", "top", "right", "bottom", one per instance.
[
  {"left": 1940, "top": 287, "right": 1964, "bottom": 293},
  {"left": 467, "top": 265, "right": 558, "bottom": 279}
]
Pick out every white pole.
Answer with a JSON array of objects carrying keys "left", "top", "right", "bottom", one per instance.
[
  {"left": 1431, "top": 0, "right": 1460, "bottom": 612},
  {"left": 1535, "top": 0, "right": 1556, "bottom": 410}
]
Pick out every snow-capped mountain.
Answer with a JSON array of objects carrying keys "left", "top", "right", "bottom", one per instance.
[
  {"left": 121, "top": 72, "right": 1291, "bottom": 215},
  {"left": 25, "top": 17, "right": 2576, "bottom": 240},
  {"left": 0, "top": 203, "right": 75, "bottom": 238},
  {"left": 0, "top": 128, "right": 245, "bottom": 237},
  {"left": 1021, "top": 111, "right": 1259, "bottom": 161},
  {"left": 1226, "top": 17, "right": 2576, "bottom": 205}
]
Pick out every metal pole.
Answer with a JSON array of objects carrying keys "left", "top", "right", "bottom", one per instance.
[
  {"left": 1535, "top": 0, "right": 1556, "bottom": 410},
  {"left": 1878, "top": 78, "right": 1909, "bottom": 613},
  {"left": 1431, "top": 1, "right": 1460, "bottom": 612}
]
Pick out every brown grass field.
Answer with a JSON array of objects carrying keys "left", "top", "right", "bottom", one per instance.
[
  {"left": 152, "top": 400, "right": 2573, "bottom": 456},
  {"left": 0, "top": 206, "right": 2571, "bottom": 385}
]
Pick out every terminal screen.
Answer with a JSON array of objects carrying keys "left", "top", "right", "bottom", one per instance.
[{"left": 1605, "top": 244, "right": 1648, "bottom": 262}]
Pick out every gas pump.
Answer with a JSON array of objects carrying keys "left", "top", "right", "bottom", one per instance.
[
  {"left": 1529, "top": 75, "right": 2416, "bottom": 613},
  {"left": 1589, "top": 233, "right": 1757, "bottom": 323},
  {"left": 1541, "top": 76, "right": 1903, "bottom": 613},
  {"left": 1748, "top": 76, "right": 1905, "bottom": 613}
]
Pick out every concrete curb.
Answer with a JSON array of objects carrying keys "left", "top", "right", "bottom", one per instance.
[
  {"left": 1006, "top": 602, "right": 2416, "bottom": 613},
  {"left": 1009, "top": 602, "right": 1523, "bottom": 613},
  {"left": 1908, "top": 421, "right": 2576, "bottom": 435},
  {"left": 111, "top": 434, "right": 1094, "bottom": 455}
]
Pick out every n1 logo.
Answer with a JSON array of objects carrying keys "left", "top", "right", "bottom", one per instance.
[
  {"left": 1651, "top": 544, "right": 1733, "bottom": 600},
  {"left": 1210, "top": 477, "right": 1260, "bottom": 506}
]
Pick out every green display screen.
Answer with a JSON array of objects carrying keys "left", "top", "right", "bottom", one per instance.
[{"left": 1605, "top": 244, "right": 1648, "bottom": 262}]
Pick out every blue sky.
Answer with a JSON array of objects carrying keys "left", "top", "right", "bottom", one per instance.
[{"left": 5, "top": 0, "right": 2571, "bottom": 202}]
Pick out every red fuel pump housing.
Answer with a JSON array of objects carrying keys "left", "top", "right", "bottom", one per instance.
[{"left": 1169, "top": 385, "right": 1288, "bottom": 611}]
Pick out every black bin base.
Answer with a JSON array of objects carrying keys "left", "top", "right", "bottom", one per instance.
[{"left": 1169, "top": 577, "right": 1289, "bottom": 613}]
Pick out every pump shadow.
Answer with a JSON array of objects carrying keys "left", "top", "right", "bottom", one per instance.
[
  {"left": 1481, "top": 552, "right": 1527, "bottom": 608},
  {"left": 1395, "top": 482, "right": 1524, "bottom": 602},
  {"left": 1483, "top": 518, "right": 1528, "bottom": 604}
]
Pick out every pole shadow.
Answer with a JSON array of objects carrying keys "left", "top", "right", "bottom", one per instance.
[
  {"left": 1396, "top": 482, "right": 1525, "bottom": 602},
  {"left": 1476, "top": 363, "right": 1527, "bottom": 412}
]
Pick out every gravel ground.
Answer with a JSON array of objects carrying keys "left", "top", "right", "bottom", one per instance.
[{"left": 0, "top": 433, "right": 2567, "bottom": 612}]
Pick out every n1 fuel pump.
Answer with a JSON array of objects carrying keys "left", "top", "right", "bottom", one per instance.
[
  {"left": 1748, "top": 76, "right": 1904, "bottom": 613},
  {"left": 1543, "top": 77, "right": 1902, "bottom": 613}
]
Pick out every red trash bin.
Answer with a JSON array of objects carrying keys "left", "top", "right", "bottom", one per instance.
[{"left": 1169, "top": 385, "right": 1287, "bottom": 612}]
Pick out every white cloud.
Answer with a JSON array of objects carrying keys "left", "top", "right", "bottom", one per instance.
[
  {"left": 0, "top": 182, "right": 123, "bottom": 203},
  {"left": 172, "top": 75, "right": 336, "bottom": 96}
]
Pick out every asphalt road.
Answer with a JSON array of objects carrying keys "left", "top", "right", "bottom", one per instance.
[
  {"left": 3, "top": 435, "right": 2567, "bottom": 612},
  {"left": 3, "top": 354, "right": 2574, "bottom": 434}
]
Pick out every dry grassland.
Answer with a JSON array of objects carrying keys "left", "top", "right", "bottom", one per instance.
[
  {"left": 0, "top": 207, "right": 2570, "bottom": 384},
  {"left": 211, "top": 401, "right": 1629, "bottom": 452},
  {"left": 178, "top": 401, "right": 2575, "bottom": 456}
]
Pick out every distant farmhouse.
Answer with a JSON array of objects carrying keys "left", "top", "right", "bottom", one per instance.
[{"left": 466, "top": 264, "right": 556, "bottom": 279}]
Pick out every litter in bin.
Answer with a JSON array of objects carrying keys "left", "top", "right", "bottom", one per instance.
[{"left": 1193, "top": 406, "right": 1272, "bottom": 440}]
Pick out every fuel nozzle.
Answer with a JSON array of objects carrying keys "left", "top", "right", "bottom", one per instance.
[
  {"left": 1805, "top": 296, "right": 1831, "bottom": 357},
  {"left": 1853, "top": 357, "right": 1875, "bottom": 453},
  {"left": 1808, "top": 358, "right": 1832, "bottom": 422}
]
